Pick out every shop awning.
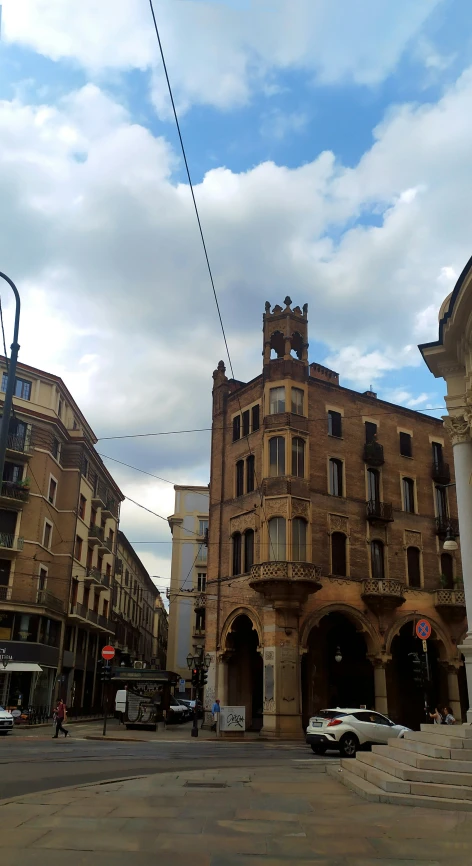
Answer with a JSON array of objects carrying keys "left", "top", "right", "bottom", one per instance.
[{"left": 3, "top": 663, "right": 43, "bottom": 672}]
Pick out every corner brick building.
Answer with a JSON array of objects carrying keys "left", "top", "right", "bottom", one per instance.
[{"left": 204, "top": 298, "right": 467, "bottom": 736}]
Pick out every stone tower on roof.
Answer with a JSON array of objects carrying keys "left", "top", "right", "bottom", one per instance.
[{"left": 263, "top": 296, "right": 308, "bottom": 367}]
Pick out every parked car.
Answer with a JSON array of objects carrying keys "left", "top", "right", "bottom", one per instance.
[
  {"left": 179, "top": 698, "right": 203, "bottom": 719},
  {"left": 176, "top": 699, "right": 192, "bottom": 721},
  {"left": 167, "top": 696, "right": 187, "bottom": 724},
  {"left": 0, "top": 706, "right": 14, "bottom": 735},
  {"left": 306, "top": 708, "right": 411, "bottom": 757}
]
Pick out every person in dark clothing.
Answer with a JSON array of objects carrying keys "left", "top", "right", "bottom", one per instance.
[{"left": 52, "top": 699, "right": 69, "bottom": 738}]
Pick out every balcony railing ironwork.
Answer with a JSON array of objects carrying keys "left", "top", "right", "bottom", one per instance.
[
  {"left": 6, "top": 432, "right": 33, "bottom": 455},
  {"left": 361, "top": 579, "right": 406, "bottom": 603},
  {"left": 84, "top": 567, "right": 110, "bottom": 588},
  {"left": 36, "top": 589, "right": 64, "bottom": 612},
  {"left": 434, "top": 588, "right": 466, "bottom": 609},
  {"left": 0, "top": 482, "right": 30, "bottom": 503},
  {"left": 250, "top": 561, "right": 322, "bottom": 584},
  {"left": 0, "top": 584, "right": 63, "bottom": 610},
  {"left": 432, "top": 461, "right": 451, "bottom": 485},
  {"left": 366, "top": 499, "right": 394, "bottom": 523},
  {"left": 363, "top": 442, "right": 384, "bottom": 466},
  {"left": 436, "top": 516, "right": 460, "bottom": 538},
  {"left": 0, "top": 533, "right": 24, "bottom": 551}
]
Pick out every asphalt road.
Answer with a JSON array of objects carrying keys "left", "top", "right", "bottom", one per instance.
[{"left": 0, "top": 734, "right": 319, "bottom": 799}]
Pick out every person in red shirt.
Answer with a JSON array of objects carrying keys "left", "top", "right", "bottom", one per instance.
[{"left": 52, "top": 699, "right": 69, "bottom": 738}]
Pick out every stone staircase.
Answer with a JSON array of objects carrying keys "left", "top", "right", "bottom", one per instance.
[{"left": 330, "top": 724, "right": 472, "bottom": 810}]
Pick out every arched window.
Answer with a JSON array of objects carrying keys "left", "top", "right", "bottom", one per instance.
[
  {"left": 292, "top": 518, "right": 307, "bottom": 561},
  {"left": 246, "top": 455, "right": 255, "bottom": 493},
  {"left": 440, "top": 552, "right": 454, "bottom": 588},
  {"left": 407, "top": 546, "right": 421, "bottom": 587},
  {"left": 329, "top": 458, "right": 343, "bottom": 496},
  {"left": 268, "top": 517, "right": 286, "bottom": 561},
  {"left": 232, "top": 533, "right": 242, "bottom": 575},
  {"left": 236, "top": 460, "right": 244, "bottom": 497},
  {"left": 402, "top": 477, "right": 415, "bottom": 513},
  {"left": 269, "top": 436, "right": 285, "bottom": 476},
  {"left": 292, "top": 437, "right": 305, "bottom": 477},
  {"left": 367, "top": 468, "right": 380, "bottom": 503},
  {"left": 244, "top": 529, "right": 254, "bottom": 572},
  {"left": 331, "top": 532, "right": 347, "bottom": 576},
  {"left": 371, "top": 540, "right": 385, "bottom": 580}
]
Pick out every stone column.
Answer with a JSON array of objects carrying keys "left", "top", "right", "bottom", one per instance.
[
  {"left": 445, "top": 416, "right": 472, "bottom": 722},
  {"left": 370, "top": 656, "right": 389, "bottom": 715},
  {"left": 445, "top": 663, "right": 462, "bottom": 723}
]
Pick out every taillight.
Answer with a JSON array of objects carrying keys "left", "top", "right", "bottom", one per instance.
[{"left": 327, "top": 718, "right": 343, "bottom": 727}]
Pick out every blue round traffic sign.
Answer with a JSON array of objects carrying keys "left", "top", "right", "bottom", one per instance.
[{"left": 416, "top": 619, "right": 432, "bottom": 640}]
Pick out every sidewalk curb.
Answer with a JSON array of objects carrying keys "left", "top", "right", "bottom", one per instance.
[{"left": 0, "top": 774, "right": 148, "bottom": 808}]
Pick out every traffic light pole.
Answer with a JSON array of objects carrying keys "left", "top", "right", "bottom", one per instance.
[{"left": 102, "top": 662, "right": 110, "bottom": 737}]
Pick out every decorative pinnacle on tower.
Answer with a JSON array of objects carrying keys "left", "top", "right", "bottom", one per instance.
[{"left": 262, "top": 297, "right": 308, "bottom": 366}]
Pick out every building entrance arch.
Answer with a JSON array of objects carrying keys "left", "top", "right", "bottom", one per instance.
[
  {"left": 301, "top": 611, "right": 375, "bottom": 728},
  {"left": 223, "top": 613, "right": 263, "bottom": 731}
]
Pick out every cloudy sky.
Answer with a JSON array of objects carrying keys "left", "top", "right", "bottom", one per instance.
[{"left": 0, "top": 0, "right": 470, "bottom": 589}]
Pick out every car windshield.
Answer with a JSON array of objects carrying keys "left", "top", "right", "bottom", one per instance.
[
  {"left": 314, "top": 710, "right": 347, "bottom": 719},
  {"left": 0, "top": 706, "right": 5, "bottom": 712}
]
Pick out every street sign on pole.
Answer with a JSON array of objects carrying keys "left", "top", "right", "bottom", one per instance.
[
  {"left": 416, "top": 619, "right": 432, "bottom": 640},
  {"left": 422, "top": 639, "right": 427, "bottom": 653},
  {"left": 102, "top": 645, "right": 115, "bottom": 661},
  {"left": 179, "top": 678, "right": 186, "bottom": 693}
]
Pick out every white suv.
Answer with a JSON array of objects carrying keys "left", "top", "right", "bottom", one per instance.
[
  {"left": 306, "top": 708, "right": 410, "bottom": 757},
  {"left": 0, "top": 706, "right": 14, "bottom": 735}
]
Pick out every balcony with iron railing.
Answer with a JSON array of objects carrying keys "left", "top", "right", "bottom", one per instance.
[
  {"left": 363, "top": 442, "right": 385, "bottom": 466},
  {"left": 249, "top": 560, "right": 322, "bottom": 607},
  {"left": 69, "top": 602, "right": 114, "bottom": 632},
  {"left": 101, "top": 496, "right": 118, "bottom": 519},
  {"left": 436, "top": 516, "right": 460, "bottom": 538},
  {"left": 84, "top": 567, "right": 110, "bottom": 590},
  {"left": 0, "top": 533, "right": 24, "bottom": 553},
  {"left": 88, "top": 525, "right": 113, "bottom": 553},
  {"left": 6, "top": 432, "right": 33, "bottom": 459},
  {"left": 434, "top": 588, "right": 466, "bottom": 615},
  {"left": 91, "top": 483, "right": 107, "bottom": 508},
  {"left": 0, "top": 585, "right": 64, "bottom": 611},
  {"left": 366, "top": 499, "right": 394, "bottom": 523},
  {"left": 361, "top": 579, "right": 406, "bottom": 608},
  {"left": 432, "top": 461, "right": 451, "bottom": 485},
  {"left": 0, "top": 481, "right": 30, "bottom": 508}
]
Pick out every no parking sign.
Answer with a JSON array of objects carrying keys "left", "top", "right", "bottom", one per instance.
[{"left": 415, "top": 619, "right": 432, "bottom": 640}]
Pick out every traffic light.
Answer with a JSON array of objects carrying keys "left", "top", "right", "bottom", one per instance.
[
  {"left": 191, "top": 668, "right": 199, "bottom": 688},
  {"left": 201, "top": 669, "right": 208, "bottom": 687},
  {"left": 101, "top": 663, "right": 112, "bottom": 682},
  {"left": 409, "top": 652, "right": 427, "bottom": 688}
]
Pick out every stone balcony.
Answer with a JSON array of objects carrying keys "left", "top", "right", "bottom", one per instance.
[
  {"left": 249, "top": 560, "right": 322, "bottom": 608},
  {"left": 434, "top": 588, "right": 466, "bottom": 617},
  {"left": 361, "top": 579, "right": 406, "bottom": 611}
]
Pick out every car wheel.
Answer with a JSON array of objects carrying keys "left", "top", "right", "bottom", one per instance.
[
  {"left": 339, "top": 733, "right": 359, "bottom": 758},
  {"left": 311, "top": 744, "right": 326, "bottom": 755}
]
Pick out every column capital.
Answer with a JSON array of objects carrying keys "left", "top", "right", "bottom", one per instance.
[
  {"left": 367, "top": 653, "right": 392, "bottom": 668},
  {"left": 443, "top": 413, "right": 472, "bottom": 445}
]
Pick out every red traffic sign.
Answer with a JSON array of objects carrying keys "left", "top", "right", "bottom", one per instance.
[
  {"left": 101, "top": 645, "right": 115, "bottom": 661},
  {"left": 416, "top": 619, "right": 432, "bottom": 640}
]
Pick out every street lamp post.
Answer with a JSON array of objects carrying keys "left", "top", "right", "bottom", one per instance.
[
  {"left": 186, "top": 646, "right": 211, "bottom": 738},
  {"left": 0, "top": 273, "right": 21, "bottom": 486}
]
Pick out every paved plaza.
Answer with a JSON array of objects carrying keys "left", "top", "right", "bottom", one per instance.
[{"left": 2, "top": 761, "right": 472, "bottom": 865}]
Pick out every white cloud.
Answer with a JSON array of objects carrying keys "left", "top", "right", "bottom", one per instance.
[
  {"left": 2, "top": 0, "right": 443, "bottom": 113},
  {"left": 259, "top": 108, "right": 308, "bottom": 141}
]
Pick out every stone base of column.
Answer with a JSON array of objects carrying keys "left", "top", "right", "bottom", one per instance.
[
  {"left": 458, "top": 636, "right": 472, "bottom": 725},
  {"left": 261, "top": 713, "right": 304, "bottom": 739}
]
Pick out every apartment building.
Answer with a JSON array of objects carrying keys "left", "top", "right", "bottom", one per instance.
[
  {"left": 167, "top": 485, "right": 209, "bottom": 692},
  {"left": 113, "top": 530, "right": 165, "bottom": 667},
  {"left": 153, "top": 592, "right": 168, "bottom": 671},
  {"left": 0, "top": 358, "right": 123, "bottom": 712},
  {"left": 205, "top": 298, "right": 466, "bottom": 735}
]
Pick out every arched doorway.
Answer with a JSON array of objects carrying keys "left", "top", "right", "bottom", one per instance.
[
  {"left": 226, "top": 615, "right": 263, "bottom": 731},
  {"left": 302, "top": 612, "right": 374, "bottom": 727},
  {"left": 388, "top": 623, "right": 446, "bottom": 729}
]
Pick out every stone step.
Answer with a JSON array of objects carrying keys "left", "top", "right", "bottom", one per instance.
[
  {"left": 404, "top": 729, "right": 469, "bottom": 749},
  {"left": 340, "top": 757, "right": 410, "bottom": 793},
  {"left": 388, "top": 736, "right": 452, "bottom": 759},
  {"left": 375, "top": 743, "right": 472, "bottom": 773},
  {"left": 420, "top": 723, "right": 472, "bottom": 739},
  {"left": 357, "top": 750, "right": 472, "bottom": 787},
  {"left": 328, "top": 764, "right": 472, "bottom": 811}
]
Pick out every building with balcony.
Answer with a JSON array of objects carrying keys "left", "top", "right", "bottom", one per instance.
[
  {"left": 0, "top": 358, "right": 123, "bottom": 714},
  {"left": 166, "top": 485, "right": 209, "bottom": 694},
  {"left": 205, "top": 299, "right": 467, "bottom": 736},
  {"left": 112, "top": 530, "right": 165, "bottom": 667}
]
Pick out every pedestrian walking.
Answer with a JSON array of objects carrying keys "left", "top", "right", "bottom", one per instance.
[
  {"left": 52, "top": 699, "right": 69, "bottom": 738},
  {"left": 429, "top": 707, "right": 443, "bottom": 725},
  {"left": 211, "top": 698, "right": 220, "bottom": 732},
  {"left": 442, "top": 705, "right": 456, "bottom": 725}
]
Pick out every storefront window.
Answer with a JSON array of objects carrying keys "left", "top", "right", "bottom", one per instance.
[
  {"left": 38, "top": 617, "right": 60, "bottom": 647},
  {"left": 0, "top": 610, "right": 13, "bottom": 640},
  {"left": 12, "top": 614, "right": 39, "bottom": 642}
]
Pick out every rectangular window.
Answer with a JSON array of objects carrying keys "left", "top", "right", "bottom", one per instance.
[
  {"left": 199, "top": 519, "right": 208, "bottom": 536},
  {"left": 48, "top": 477, "right": 57, "bottom": 505},
  {"left": 232, "top": 415, "right": 241, "bottom": 442},
  {"left": 328, "top": 410, "right": 342, "bottom": 438},
  {"left": 125, "top": 569, "right": 129, "bottom": 587},
  {"left": 269, "top": 386, "right": 285, "bottom": 414},
  {"left": 432, "top": 441, "right": 443, "bottom": 467},
  {"left": 1, "top": 373, "right": 32, "bottom": 400},
  {"left": 75, "top": 535, "right": 83, "bottom": 561},
  {"left": 251, "top": 404, "right": 260, "bottom": 432},
  {"left": 402, "top": 477, "right": 415, "bottom": 513},
  {"left": 236, "top": 460, "right": 244, "bottom": 496},
  {"left": 58, "top": 399, "right": 63, "bottom": 419},
  {"left": 106, "top": 562, "right": 111, "bottom": 578},
  {"left": 269, "top": 436, "right": 285, "bottom": 476},
  {"left": 38, "top": 567, "right": 47, "bottom": 592},
  {"left": 51, "top": 437, "right": 60, "bottom": 460},
  {"left": 399, "top": 432, "right": 412, "bottom": 457},
  {"left": 93, "top": 593, "right": 99, "bottom": 613},
  {"left": 86, "top": 546, "right": 93, "bottom": 569},
  {"left": 79, "top": 494, "right": 86, "bottom": 520},
  {"left": 329, "top": 458, "right": 343, "bottom": 497},
  {"left": 365, "top": 422, "right": 377, "bottom": 444},
  {"left": 436, "top": 486, "right": 447, "bottom": 521},
  {"left": 108, "top": 528, "right": 114, "bottom": 547},
  {"left": 103, "top": 599, "right": 109, "bottom": 619},
  {"left": 90, "top": 507, "right": 97, "bottom": 527},
  {"left": 291, "top": 388, "right": 304, "bottom": 415},
  {"left": 43, "top": 521, "right": 52, "bottom": 549},
  {"left": 246, "top": 454, "right": 255, "bottom": 492},
  {"left": 242, "top": 410, "right": 250, "bottom": 437},
  {"left": 197, "top": 573, "right": 206, "bottom": 591}
]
